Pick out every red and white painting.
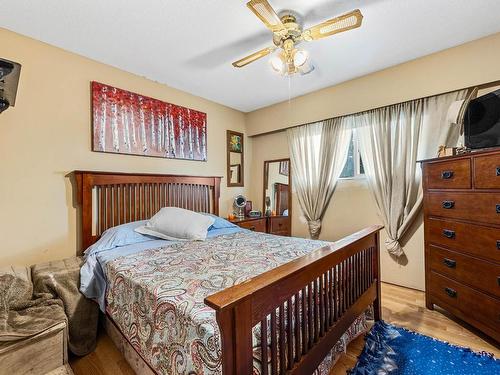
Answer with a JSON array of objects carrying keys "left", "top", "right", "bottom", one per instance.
[{"left": 92, "top": 82, "right": 207, "bottom": 161}]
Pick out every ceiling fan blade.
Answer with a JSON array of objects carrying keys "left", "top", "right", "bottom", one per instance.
[
  {"left": 246, "top": 0, "right": 286, "bottom": 33},
  {"left": 232, "top": 46, "right": 276, "bottom": 68},
  {"left": 302, "top": 9, "right": 363, "bottom": 41}
]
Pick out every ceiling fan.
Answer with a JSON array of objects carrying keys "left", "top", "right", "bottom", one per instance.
[{"left": 233, "top": 0, "right": 363, "bottom": 76}]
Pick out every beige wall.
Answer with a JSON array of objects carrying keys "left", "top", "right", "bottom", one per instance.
[
  {"left": 0, "top": 28, "right": 250, "bottom": 267},
  {"left": 246, "top": 32, "right": 500, "bottom": 136},
  {"left": 248, "top": 33, "right": 500, "bottom": 291}
]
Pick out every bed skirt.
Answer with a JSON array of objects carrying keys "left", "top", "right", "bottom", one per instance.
[{"left": 102, "top": 311, "right": 371, "bottom": 375}]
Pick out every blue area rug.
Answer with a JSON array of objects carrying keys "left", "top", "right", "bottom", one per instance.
[{"left": 349, "top": 321, "right": 500, "bottom": 375}]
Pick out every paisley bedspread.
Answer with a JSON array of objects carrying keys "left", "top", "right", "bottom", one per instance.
[{"left": 105, "top": 230, "right": 369, "bottom": 374}]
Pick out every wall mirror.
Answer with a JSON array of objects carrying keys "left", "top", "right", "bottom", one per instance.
[
  {"left": 263, "top": 158, "right": 291, "bottom": 218},
  {"left": 227, "top": 130, "right": 244, "bottom": 187}
]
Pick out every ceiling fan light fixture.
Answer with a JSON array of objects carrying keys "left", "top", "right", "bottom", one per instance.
[
  {"left": 298, "top": 61, "right": 315, "bottom": 76},
  {"left": 270, "top": 55, "right": 285, "bottom": 73},
  {"left": 235, "top": 2, "right": 363, "bottom": 76},
  {"left": 293, "top": 50, "right": 308, "bottom": 68}
]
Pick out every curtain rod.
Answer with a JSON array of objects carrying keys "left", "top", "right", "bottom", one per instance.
[{"left": 252, "top": 78, "right": 500, "bottom": 138}]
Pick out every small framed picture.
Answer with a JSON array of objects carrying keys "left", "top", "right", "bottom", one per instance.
[
  {"left": 245, "top": 200, "right": 253, "bottom": 216},
  {"left": 279, "top": 160, "right": 289, "bottom": 176},
  {"left": 229, "top": 134, "right": 243, "bottom": 153}
]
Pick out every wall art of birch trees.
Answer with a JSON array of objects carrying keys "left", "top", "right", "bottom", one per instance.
[{"left": 92, "top": 81, "right": 207, "bottom": 161}]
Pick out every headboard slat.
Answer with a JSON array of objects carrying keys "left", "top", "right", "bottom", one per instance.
[{"left": 73, "top": 171, "right": 222, "bottom": 254}]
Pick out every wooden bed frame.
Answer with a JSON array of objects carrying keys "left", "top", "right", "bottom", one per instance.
[{"left": 73, "top": 170, "right": 382, "bottom": 375}]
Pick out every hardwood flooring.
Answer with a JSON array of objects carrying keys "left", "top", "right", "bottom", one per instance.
[{"left": 70, "top": 283, "right": 499, "bottom": 375}]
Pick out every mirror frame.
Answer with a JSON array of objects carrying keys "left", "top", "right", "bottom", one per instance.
[
  {"left": 226, "top": 130, "right": 244, "bottom": 187},
  {"left": 263, "top": 158, "right": 292, "bottom": 219}
]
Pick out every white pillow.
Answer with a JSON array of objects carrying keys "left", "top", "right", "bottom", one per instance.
[{"left": 135, "top": 207, "right": 215, "bottom": 241}]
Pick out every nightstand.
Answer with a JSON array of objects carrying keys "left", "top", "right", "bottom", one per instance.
[
  {"left": 268, "top": 215, "right": 291, "bottom": 236},
  {"left": 230, "top": 216, "right": 291, "bottom": 236},
  {"left": 230, "top": 217, "right": 267, "bottom": 233},
  {"left": 0, "top": 321, "right": 72, "bottom": 374}
]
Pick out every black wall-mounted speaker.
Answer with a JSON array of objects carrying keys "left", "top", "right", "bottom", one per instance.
[{"left": 0, "top": 58, "right": 21, "bottom": 114}]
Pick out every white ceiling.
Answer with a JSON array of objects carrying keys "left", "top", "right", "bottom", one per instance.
[{"left": 1, "top": 0, "right": 500, "bottom": 112}]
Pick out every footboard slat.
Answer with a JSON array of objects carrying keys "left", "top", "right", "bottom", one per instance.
[
  {"left": 271, "top": 311, "right": 278, "bottom": 374},
  {"left": 261, "top": 318, "right": 269, "bottom": 375},
  {"left": 279, "top": 304, "right": 286, "bottom": 373},
  {"left": 294, "top": 293, "right": 300, "bottom": 363},
  {"left": 205, "top": 225, "right": 383, "bottom": 375}
]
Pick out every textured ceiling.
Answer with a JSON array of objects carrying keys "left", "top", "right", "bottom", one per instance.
[{"left": 1, "top": 0, "right": 500, "bottom": 112}]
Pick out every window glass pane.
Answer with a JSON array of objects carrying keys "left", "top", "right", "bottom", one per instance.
[
  {"left": 340, "top": 135, "right": 354, "bottom": 178},
  {"left": 359, "top": 154, "right": 365, "bottom": 174}
]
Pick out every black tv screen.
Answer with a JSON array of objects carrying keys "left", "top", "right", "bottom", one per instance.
[{"left": 464, "top": 89, "right": 500, "bottom": 149}]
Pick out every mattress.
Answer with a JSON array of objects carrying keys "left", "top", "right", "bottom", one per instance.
[{"left": 99, "top": 229, "right": 368, "bottom": 374}]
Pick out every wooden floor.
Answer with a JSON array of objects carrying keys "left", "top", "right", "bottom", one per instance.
[{"left": 70, "top": 283, "right": 499, "bottom": 375}]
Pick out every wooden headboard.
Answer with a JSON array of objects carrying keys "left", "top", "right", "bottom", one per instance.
[{"left": 73, "top": 171, "right": 221, "bottom": 253}]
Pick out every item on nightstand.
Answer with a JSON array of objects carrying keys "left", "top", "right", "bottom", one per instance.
[
  {"left": 233, "top": 195, "right": 247, "bottom": 219},
  {"left": 265, "top": 196, "right": 272, "bottom": 217},
  {"left": 244, "top": 200, "right": 253, "bottom": 216},
  {"left": 248, "top": 210, "right": 262, "bottom": 218}
]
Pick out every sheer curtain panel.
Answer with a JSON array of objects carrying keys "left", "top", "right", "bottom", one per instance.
[
  {"left": 287, "top": 118, "right": 352, "bottom": 239},
  {"left": 355, "top": 90, "right": 467, "bottom": 256}
]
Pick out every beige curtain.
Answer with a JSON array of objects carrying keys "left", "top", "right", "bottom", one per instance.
[
  {"left": 353, "top": 90, "right": 468, "bottom": 256},
  {"left": 287, "top": 118, "right": 352, "bottom": 239}
]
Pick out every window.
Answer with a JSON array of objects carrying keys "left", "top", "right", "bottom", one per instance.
[{"left": 340, "top": 129, "right": 365, "bottom": 179}]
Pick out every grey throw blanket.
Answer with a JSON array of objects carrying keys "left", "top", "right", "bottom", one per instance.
[
  {"left": 0, "top": 257, "right": 99, "bottom": 356},
  {"left": 0, "top": 265, "right": 66, "bottom": 343},
  {"left": 31, "top": 257, "right": 99, "bottom": 356}
]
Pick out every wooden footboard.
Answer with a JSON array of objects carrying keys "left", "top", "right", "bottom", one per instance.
[{"left": 205, "top": 225, "right": 383, "bottom": 375}]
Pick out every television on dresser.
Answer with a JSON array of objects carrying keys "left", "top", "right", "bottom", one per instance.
[{"left": 464, "top": 88, "right": 500, "bottom": 149}]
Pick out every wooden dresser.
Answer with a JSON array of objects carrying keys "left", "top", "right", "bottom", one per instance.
[
  {"left": 421, "top": 148, "right": 500, "bottom": 342},
  {"left": 230, "top": 215, "right": 291, "bottom": 236}
]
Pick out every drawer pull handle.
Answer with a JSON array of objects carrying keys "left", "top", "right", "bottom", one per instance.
[
  {"left": 443, "top": 258, "right": 456, "bottom": 268},
  {"left": 249, "top": 226, "right": 256, "bottom": 231},
  {"left": 497, "top": 240, "right": 500, "bottom": 250},
  {"left": 497, "top": 204, "right": 500, "bottom": 214},
  {"left": 441, "top": 171, "right": 454, "bottom": 179},
  {"left": 443, "top": 229, "right": 455, "bottom": 239},
  {"left": 442, "top": 201, "right": 455, "bottom": 209},
  {"left": 496, "top": 167, "right": 500, "bottom": 177},
  {"left": 498, "top": 277, "right": 500, "bottom": 287},
  {"left": 444, "top": 287, "right": 457, "bottom": 298}
]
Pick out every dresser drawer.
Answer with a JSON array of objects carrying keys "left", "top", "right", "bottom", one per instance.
[
  {"left": 424, "top": 158, "right": 471, "bottom": 189},
  {"left": 237, "top": 218, "right": 267, "bottom": 233},
  {"left": 428, "top": 245, "right": 500, "bottom": 298},
  {"left": 426, "top": 218, "right": 500, "bottom": 262},
  {"left": 474, "top": 153, "right": 500, "bottom": 189},
  {"left": 429, "top": 272, "right": 500, "bottom": 333},
  {"left": 269, "top": 216, "right": 290, "bottom": 236},
  {"left": 426, "top": 192, "right": 500, "bottom": 225}
]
